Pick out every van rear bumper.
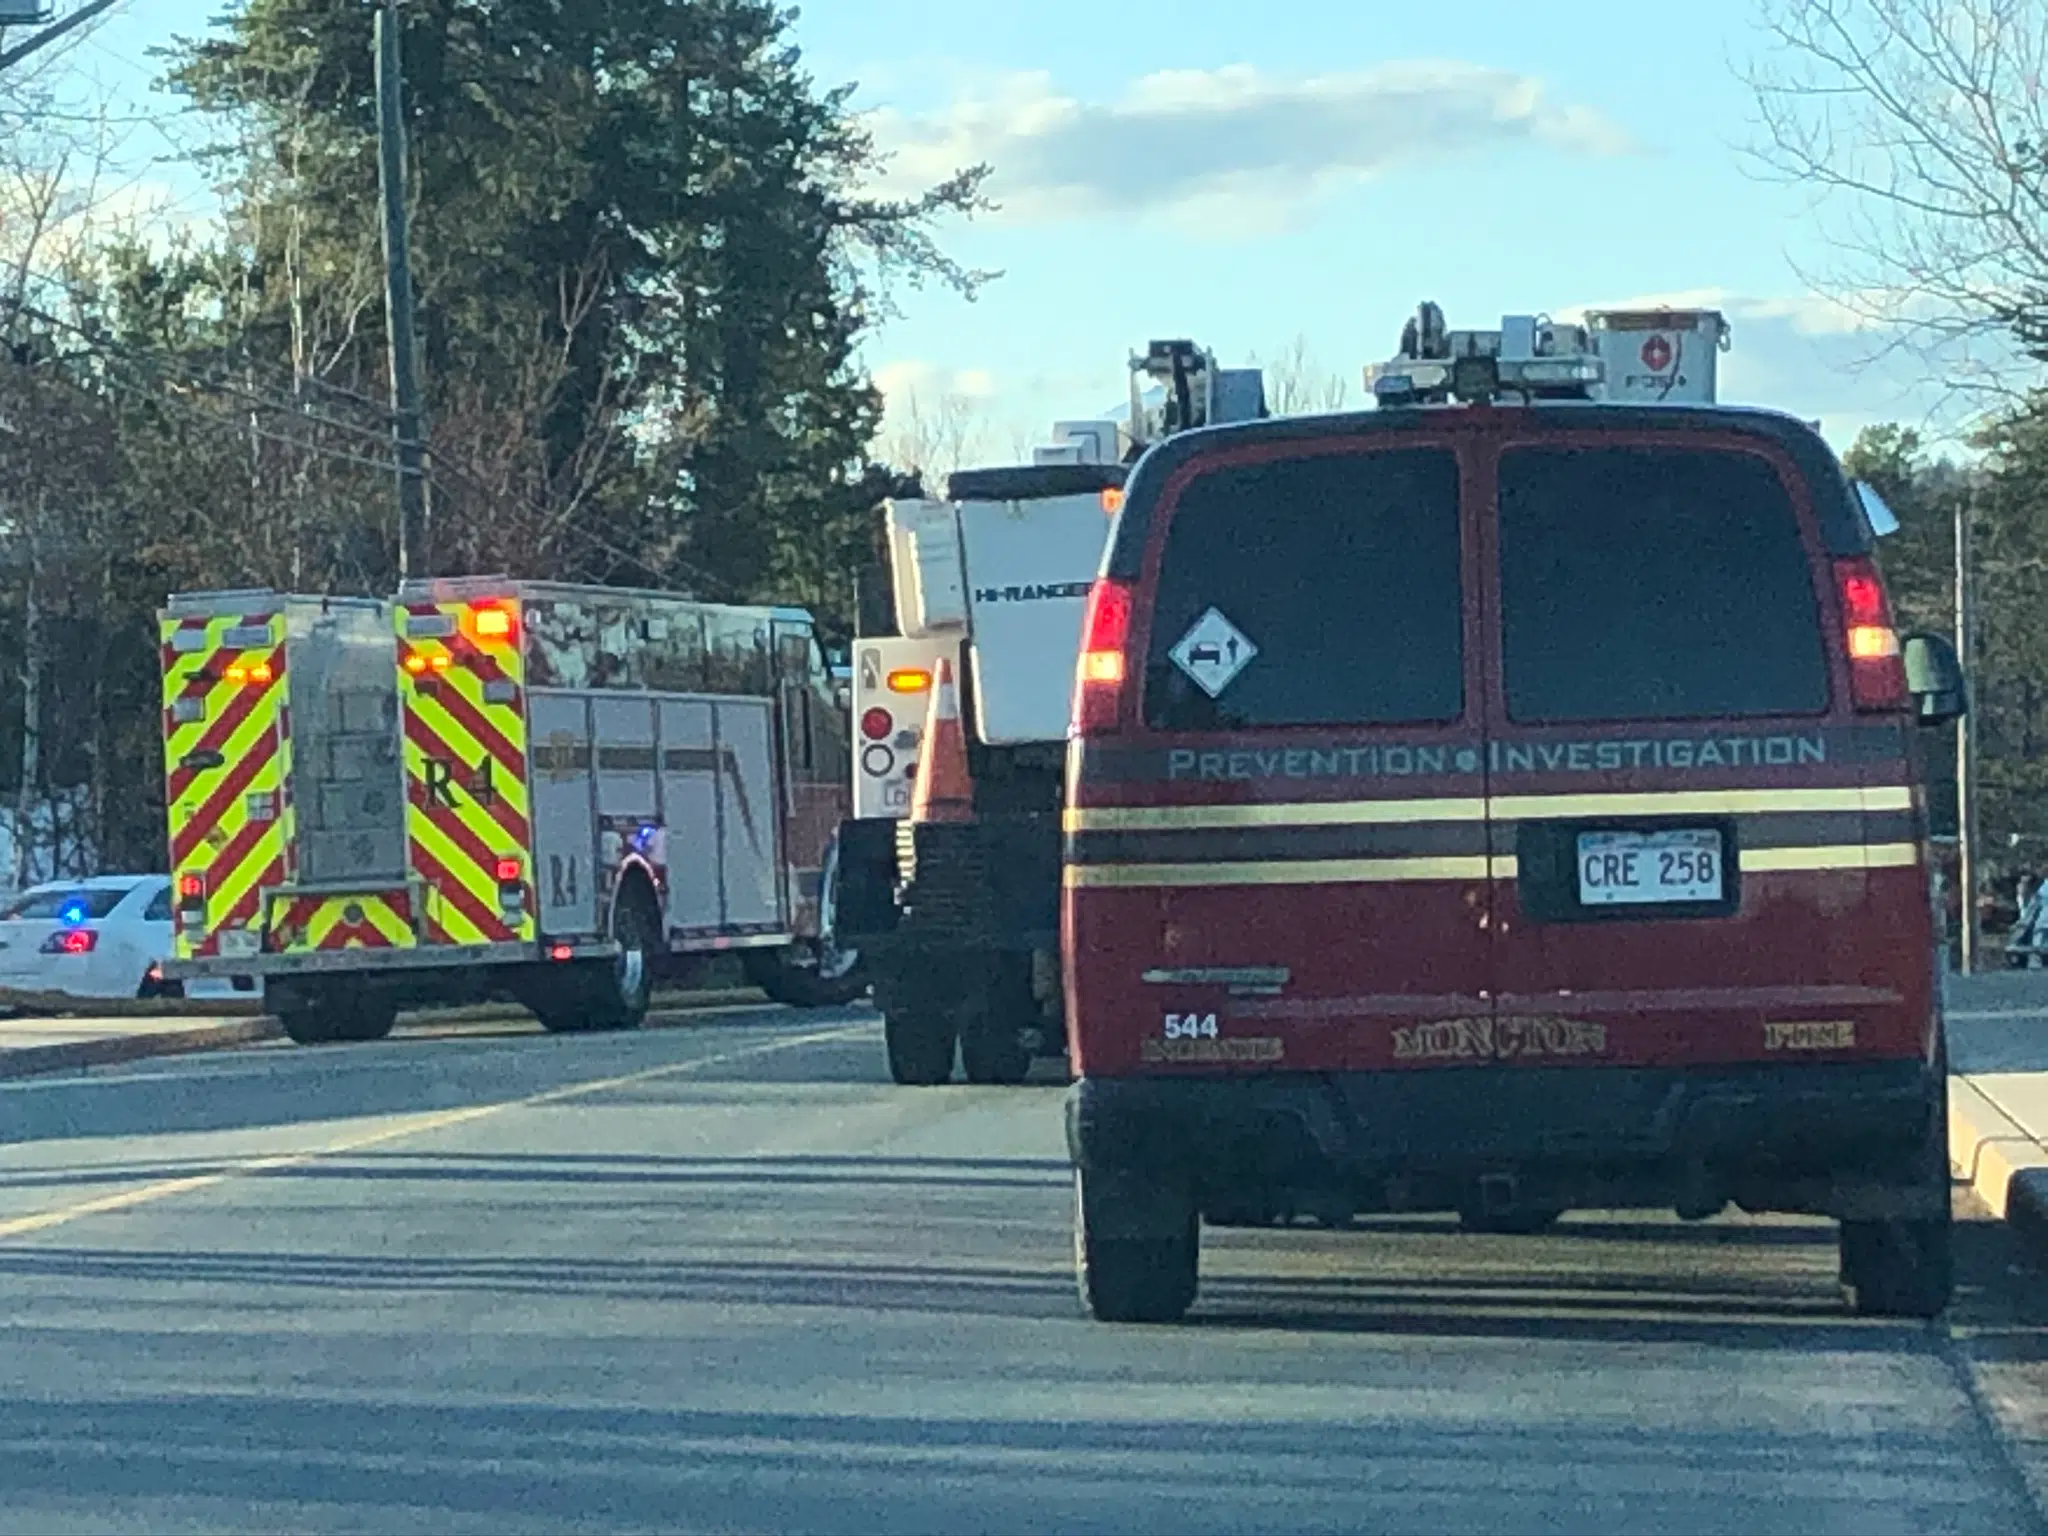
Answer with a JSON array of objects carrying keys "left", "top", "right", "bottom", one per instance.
[{"left": 1066, "top": 1061, "right": 1946, "bottom": 1227}]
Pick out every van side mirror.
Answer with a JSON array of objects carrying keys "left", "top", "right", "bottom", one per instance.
[
  {"left": 1852, "top": 479, "right": 1902, "bottom": 537},
  {"left": 1902, "top": 632, "right": 1967, "bottom": 725}
]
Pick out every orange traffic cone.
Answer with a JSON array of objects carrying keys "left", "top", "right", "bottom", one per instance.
[{"left": 909, "top": 657, "right": 974, "bottom": 824}]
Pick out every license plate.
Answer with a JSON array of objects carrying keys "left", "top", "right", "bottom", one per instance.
[{"left": 1576, "top": 828, "right": 1724, "bottom": 906}]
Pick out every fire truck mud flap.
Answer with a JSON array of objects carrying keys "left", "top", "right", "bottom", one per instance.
[{"left": 1065, "top": 1061, "right": 1946, "bottom": 1225}]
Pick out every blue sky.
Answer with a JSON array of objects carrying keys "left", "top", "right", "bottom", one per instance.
[{"left": 17, "top": 0, "right": 2010, "bottom": 463}]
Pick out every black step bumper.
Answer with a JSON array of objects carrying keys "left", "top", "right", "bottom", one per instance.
[{"left": 1067, "top": 1060, "right": 1945, "bottom": 1226}]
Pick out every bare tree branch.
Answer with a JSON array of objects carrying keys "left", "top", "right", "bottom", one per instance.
[
  {"left": 875, "top": 385, "right": 992, "bottom": 492},
  {"left": 1739, "top": 0, "right": 2048, "bottom": 412},
  {"left": 1252, "top": 334, "right": 1352, "bottom": 416}
]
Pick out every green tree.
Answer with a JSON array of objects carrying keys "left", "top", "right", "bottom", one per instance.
[{"left": 168, "top": 0, "right": 990, "bottom": 626}]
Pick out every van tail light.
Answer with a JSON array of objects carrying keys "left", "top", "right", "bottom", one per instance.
[
  {"left": 1073, "top": 577, "right": 1134, "bottom": 737},
  {"left": 1835, "top": 557, "right": 1907, "bottom": 711}
]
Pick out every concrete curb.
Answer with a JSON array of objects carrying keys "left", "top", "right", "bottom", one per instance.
[
  {"left": 0, "top": 1016, "right": 284, "bottom": 1082},
  {"left": 1949, "top": 1075, "right": 2048, "bottom": 1258}
]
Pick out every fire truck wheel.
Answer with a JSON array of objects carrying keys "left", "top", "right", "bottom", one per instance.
[
  {"left": 1456, "top": 1203, "right": 1565, "bottom": 1236},
  {"left": 741, "top": 944, "right": 866, "bottom": 1010},
  {"left": 278, "top": 992, "right": 396, "bottom": 1045},
  {"left": 541, "top": 884, "right": 661, "bottom": 1033},
  {"left": 740, "top": 833, "right": 868, "bottom": 1008}
]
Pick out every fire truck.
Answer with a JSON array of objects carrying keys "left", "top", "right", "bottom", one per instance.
[
  {"left": 158, "top": 577, "right": 861, "bottom": 1043},
  {"left": 831, "top": 342, "right": 1268, "bottom": 1085}
]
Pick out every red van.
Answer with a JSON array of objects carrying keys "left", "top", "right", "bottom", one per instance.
[{"left": 1061, "top": 396, "right": 1968, "bottom": 1323}]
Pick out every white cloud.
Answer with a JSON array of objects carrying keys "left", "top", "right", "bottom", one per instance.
[
  {"left": 864, "top": 63, "right": 1634, "bottom": 227},
  {"left": 872, "top": 359, "right": 997, "bottom": 403}
]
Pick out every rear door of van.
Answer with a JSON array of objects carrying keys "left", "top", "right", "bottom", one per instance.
[
  {"left": 1480, "top": 426, "right": 1932, "bottom": 1069},
  {"left": 1064, "top": 435, "right": 1496, "bottom": 1075}
]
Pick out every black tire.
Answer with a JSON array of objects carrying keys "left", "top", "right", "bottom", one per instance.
[
  {"left": 959, "top": 969, "right": 1033, "bottom": 1087},
  {"left": 1457, "top": 1203, "right": 1565, "bottom": 1236},
  {"left": 278, "top": 996, "right": 396, "bottom": 1046},
  {"left": 960, "top": 1016, "right": 1032, "bottom": 1084},
  {"left": 742, "top": 944, "right": 866, "bottom": 1009},
  {"left": 1842, "top": 1212, "right": 1952, "bottom": 1318},
  {"left": 535, "top": 883, "right": 659, "bottom": 1034},
  {"left": 884, "top": 1007, "right": 957, "bottom": 1085},
  {"left": 742, "top": 834, "right": 868, "bottom": 1008},
  {"left": 1075, "top": 1171, "right": 1198, "bottom": 1324}
]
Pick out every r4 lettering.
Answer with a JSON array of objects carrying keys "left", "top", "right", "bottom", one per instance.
[{"left": 1164, "top": 1012, "right": 1219, "bottom": 1041}]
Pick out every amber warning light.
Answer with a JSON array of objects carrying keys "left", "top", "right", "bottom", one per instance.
[
  {"left": 471, "top": 606, "right": 514, "bottom": 640},
  {"left": 886, "top": 668, "right": 932, "bottom": 694}
]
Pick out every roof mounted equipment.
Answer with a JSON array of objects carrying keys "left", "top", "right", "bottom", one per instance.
[{"left": 1367, "top": 302, "right": 1606, "bottom": 408}]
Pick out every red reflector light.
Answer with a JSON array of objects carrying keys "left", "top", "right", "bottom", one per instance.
[
  {"left": 495, "top": 858, "right": 522, "bottom": 882},
  {"left": 1834, "top": 557, "right": 1906, "bottom": 711},
  {"left": 1840, "top": 571, "right": 1886, "bottom": 626},
  {"left": 860, "top": 707, "right": 893, "bottom": 741},
  {"left": 1073, "top": 578, "right": 1134, "bottom": 736},
  {"left": 549, "top": 943, "right": 574, "bottom": 962},
  {"left": 472, "top": 607, "right": 514, "bottom": 640}
]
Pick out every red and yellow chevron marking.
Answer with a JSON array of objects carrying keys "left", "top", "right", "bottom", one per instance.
[
  {"left": 395, "top": 598, "right": 535, "bottom": 948},
  {"left": 159, "top": 609, "right": 294, "bottom": 961},
  {"left": 267, "top": 889, "right": 416, "bottom": 953}
]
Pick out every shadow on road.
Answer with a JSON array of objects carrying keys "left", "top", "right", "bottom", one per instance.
[
  {"left": 0, "top": 1385, "right": 2016, "bottom": 1535},
  {"left": 0, "top": 1201, "right": 1968, "bottom": 1354},
  {"left": 0, "top": 1016, "right": 880, "bottom": 1147}
]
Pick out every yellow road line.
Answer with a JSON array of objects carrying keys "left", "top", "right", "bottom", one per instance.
[{"left": 0, "top": 1023, "right": 869, "bottom": 1243}]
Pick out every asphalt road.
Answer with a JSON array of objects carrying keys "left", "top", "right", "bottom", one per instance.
[{"left": 0, "top": 1005, "right": 2044, "bottom": 1534}]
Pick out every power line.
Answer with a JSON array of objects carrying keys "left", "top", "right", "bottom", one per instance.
[
  {"left": 0, "top": 0, "right": 125, "bottom": 75},
  {"left": 0, "top": 292, "right": 398, "bottom": 447}
]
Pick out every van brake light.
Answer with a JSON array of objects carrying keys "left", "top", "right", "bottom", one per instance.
[
  {"left": 1834, "top": 557, "right": 1906, "bottom": 711},
  {"left": 1073, "top": 578, "right": 1134, "bottom": 736}
]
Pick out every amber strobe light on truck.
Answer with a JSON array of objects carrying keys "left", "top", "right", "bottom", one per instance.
[
  {"left": 1073, "top": 577, "right": 1134, "bottom": 735},
  {"left": 1834, "top": 557, "right": 1907, "bottom": 710}
]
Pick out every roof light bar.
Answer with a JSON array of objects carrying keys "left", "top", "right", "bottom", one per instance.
[{"left": 1367, "top": 303, "right": 1607, "bottom": 408}]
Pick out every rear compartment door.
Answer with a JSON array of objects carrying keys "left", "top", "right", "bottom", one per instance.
[
  {"left": 1481, "top": 435, "right": 1915, "bottom": 1066},
  {"left": 160, "top": 607, "right": 292, "bottom": 962},
  {"left": 958, "top": 492, "right": 1110, "bottom": 745},
  {"left": 395, "top": 597, "right": 537, "bottom": 949},
  {"left": 1068, "top": 442, "right": 1494, "bottom": 1074}
]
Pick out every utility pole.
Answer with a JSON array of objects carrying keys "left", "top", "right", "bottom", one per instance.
[
  {"left": 374, "top": 0, "right": 428, "bottom": 579},
  {"left": 1956, "top": 492, "right": 1981, "bottom": 972}
]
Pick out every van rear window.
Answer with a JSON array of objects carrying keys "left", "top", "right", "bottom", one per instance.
[
  {"left": 1497, "top": 446, "right": 1830, "bottom": 724},
  {"left": 1143, "top": 448, "right": 1464, "bottom": 730}
]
